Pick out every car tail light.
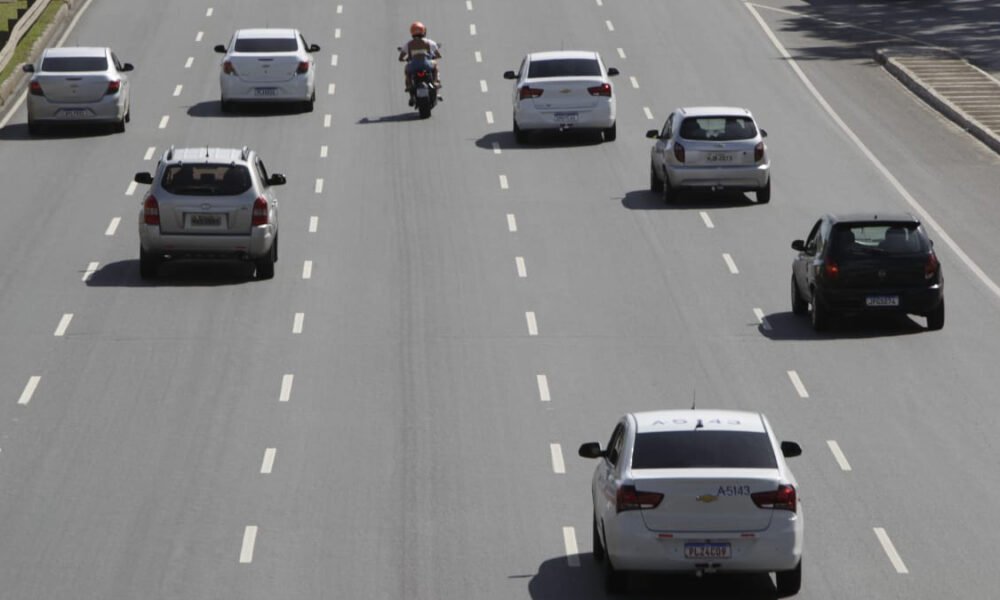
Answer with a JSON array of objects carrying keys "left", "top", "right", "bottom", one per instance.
[
  {"left": 223, "top": 61, "right": 236, "bottom": 75},
  {"left": 925, "top": 252, "right": 939, "bottom": 280},
  {"left": 252, "top": 197, "right": 269, "bottom": 226},
  {"left": 518, "top": 86, "right": 544, "bottom": 100},
  {"left": 754, "top": 141, "right": 765, "bottom": 162},
  {"left": 296, "top": 61, "right": 309, "bottom": 74},
  {"left": 106, "top": 80, "right": 121, "bottom": 95},
  {"left": 616, "top": 485, "right": 663, "bottom": 513},
  {"left": 29, "top": 81, "right": 43, "bottom": 96},
  {"left": 673, "top": 142, "right": 685, "bottom": 163},
  {"left": 751, "top": 485, "right": 797, "bottom": 512},
  {"left": 824, "top": 259, "right": 839, "bottom": 279},
  {"left": 588, "top": 83, "right": 612, "bottom": 97},
  {"left": 143, "top": 196, "right": 160, "bottom": 226}
]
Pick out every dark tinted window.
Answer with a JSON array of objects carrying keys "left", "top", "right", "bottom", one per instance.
[
  {"left": 680, "top": 116, "right": 757, "bottom": 141},
  {"left": 829, "top": 223, "right": 930, "bottom": 258},
  {"left": 234, "top": 38, "right": 298, "bottom": 53},
  {"left": 631, "top": 431, "right": 777, "bottom": 469},
  {"left": 41, "top": 57, "right": 108, "bottom": 72},
  {"left": 527, "top": 58, "right": 601, "bottom": 78},
  {"left": 161, "top": 164, "right": 252, "bottom": 196}
]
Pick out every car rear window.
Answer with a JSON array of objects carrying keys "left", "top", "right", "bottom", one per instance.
[
  {"left": 234, "top": 38, "right": 298, "bottom": 53},
  {"left": 631, "top": 431, "right": 777, "bottom": 469},
  {"left": 161, "top": 165, "right": 252, "bottom": 196},
  {"left": 679, "top": 116, "right": 757, "bottom": 140},
  {"left": 829, "top": 223, "right": 930, "bottom": 258},
  {"left": 527, "top": 58, "right": 601, "bottom": 78},
  {"left": 41, "top": 57, "right": 108, "bottom": 72}
]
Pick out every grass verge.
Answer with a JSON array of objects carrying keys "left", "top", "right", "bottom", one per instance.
[
  {"left": 1, "top": 2, "right": 30, "bottom": 33},
  {"left": 0, "top": 0, "right": 65, "bottom": 92}
]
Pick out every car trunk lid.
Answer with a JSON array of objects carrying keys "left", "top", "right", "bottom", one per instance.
[
  {"left": 229, "top": 53, "right": 300, "bottom": 83},
  {"left": 36, "top": 73, "right": 111, "bottom": 103},
  {"left": 523, "top": 77, "right": 606, "bottom": 110}
]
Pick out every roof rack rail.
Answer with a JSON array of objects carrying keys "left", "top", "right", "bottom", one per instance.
[{"left": 166, "top": 145, "right": 175, "bottom": 160}]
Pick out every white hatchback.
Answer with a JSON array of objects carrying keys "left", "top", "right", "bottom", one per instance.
[
  {"left": 503, "top": 50, "right": 619, "bottom": 143},
  {"left": 214, "top": 29, "right": 320, "bottom": 112},
  {"left": 579, "top": 410, "right": 803, "bottom": 595}
]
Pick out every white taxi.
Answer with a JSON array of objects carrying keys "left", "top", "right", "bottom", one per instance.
[{"left": 579, "top": 409, "right": 803, "bottom": 595}]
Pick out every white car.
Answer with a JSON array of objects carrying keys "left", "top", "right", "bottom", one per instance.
[
  {"left": 214, "top": 28, "right": 320, "bottom": 112},
  {"left": 647, "top": 106, "right": 771, "bottom": 203},
  {"left": 503, "top": 50, "right": 619, "bottom": 143},
  {"left": 579, "top": 409, "right": 803, "bottom": 595}
]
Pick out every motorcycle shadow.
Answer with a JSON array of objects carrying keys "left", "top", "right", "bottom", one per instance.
[{"left": 357, "top": 112, "right": 423, "bottom": 124}]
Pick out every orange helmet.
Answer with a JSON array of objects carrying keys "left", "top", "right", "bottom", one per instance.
[{"left": 410, "top": 21, "right": 426, "bottom": 36}]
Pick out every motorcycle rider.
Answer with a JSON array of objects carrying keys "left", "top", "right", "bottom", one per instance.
[{"left": 398, "top": 21, "right": 442, "bottom": 104}]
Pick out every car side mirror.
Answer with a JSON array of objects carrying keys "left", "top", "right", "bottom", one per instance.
[
  {"left": 607, "top": 67, "right": 620, "bottom": 76},
  {"left": 760, "top": 128, "right": 768, "bottom": 138},
  {"left": 781, "top": 441, "right": 802, "bottom": 458},
  {"left": 22, "top": 64, "right": 35, "bottom": 73},
  {"left": 578, "top": 442, "right": 605, "bottom": 459},
  {"left": 645, "top": 129, "right": 659, "bottom": 139},
  {"left": 308, "top": 43, "right": 321, "bottom": 52},
  {"left": 503, "top": 70, "right": 517, "bottom": 80},
  {"left": 791, "top": 240, "right": 805, "bottom": 252},
  {"left": 268, "top": 173, "right": 287, "bottom": 186},
  {"left": 121, "top": 63, "right": 135, "bottom": 72},
  {"left": 214, "top": 44, "right": 227, "bottom": 54},
  {"left": 134, "top": 172, "right": 154, "bottom": 185}
]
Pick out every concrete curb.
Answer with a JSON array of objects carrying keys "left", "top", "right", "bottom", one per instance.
[
  {"left": 875, "top": 46, "right": 1000, "bottom": 156},
  {"left": 0, "top": 0, "right": 78, "bottom": 108}
]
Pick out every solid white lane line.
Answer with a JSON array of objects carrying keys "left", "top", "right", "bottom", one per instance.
[
  {"left": 82, "top": 262, "right": 99, "bottom": 282},
  {"left": 320, "top": 145, "right": 328, "bottom": 158},
  {"left": 563, "top": 527, "right": 581, "bottom": 567},
  {"left": 302, "top": 260, "right": 313, "bottom": 280},
  {"left": 315, "top": 178, "right": 324, "bottom": 194},
  {"left": 470, "top": 24, "right": 477, "bottom": 36},
  {"left": 196, "top": 31, "right": 204, "bottom": 42},
  {"left": 54, "top": 314, "right": 73, "bottom": 337},
  {"left": 18, "top": 376, "right": 40, "bottom": 405},
  {"left": 466, "top": 0, "right": 473, "bottom": 9},
  {"left": 205, "top": 7, "right": 213, "bottom": 17},
  {"left": 158, "top": 115, "right": 169, "bottom": 129},
  {"left": 173, "top": 84, "right": 182, "bottom": 97},
  {"left": 293, "top": 313, "right": 304, "bottom": 334},
  {"left": 485, "top": 110, "right": 494, "bottom": 124},
  {"left": 239, "top": 526, "right": 257, "bottom": 564},
  {"left": 753, "top": 307, "right": 772, "bottom": 331},
  {"left": 492, "top": 142, "right": 501, "bottom": 155},
  {"left": 328, "top": 83, "right": 336, "bottom": 95},
  {"left": 827, "top": 440, "right": 852, "bottom": 471},
  {"left": 331, "top": 54, "right": 338, "bottom": 66},
  {"left": 526, "top": 311, "right": 538, "bottom": 336},
  {"left": 480, "top": 80, "right": 488, "bottom": 93},
  {"left": 643, "top": 106, "right": 654, "bottom": 120},
  {"left": 144, "top": 146, "right": 156, "bottom": 160},
  {"left": 787, "top": 370, "right": 809, "bottom": 398},
  {"left": 125, "top": 181, "right": 138, "bottom": 196},
  {"left": 746, "top": 2, "right": 1000, "bottom": 302},
  {"left": 605, "top": 20, "right": 615, "bottom": 32},
  {"left": 261, "top": 448, "right": 276, "bottom": 474},
  {"left": 105, "top": 217, "right": 121, "bottom": 236},
  {"left": 474, "top": 50, "right": 482, "bottom": 63},
  {"left": 550, "top": 443, "right": 566, "bottom": 474},
  {"left": 617, "top": 47, "right": 626, "bottom": 59},
  {"left": 324, "top": 114, "right": 332, "bottom": 127},
  {"left": 699, "top": 211, "right": 714, "bottom": 228},
  {"left": 537, "top": 374, "right": 550, "bottom": 402},
  {"left": 309, "top": 216, "right": 319, "bottom": 233},
  {"left": 279, "top": 374, "right": 294, "bottom": 402},
  {"left": 184, "top": 56, "right": 194, "bottom": 69},
  {"left": 630, "top": 76, "right": 639, "bottom": 89},
  {"left": 722, "top": 253, "right": 739, "bottom": 274},
  {"left": 873, "top": 528, "right": 909, "bottom": 574},
  {"left": 499, "top": 175, "right": 508, "bottom": 190},
  {"left": 335, "top": 28, "right": 341, "bottom": 39},
  {"left": 515, "top": 256, "right": 527, "bottom": 278},
  {"left": 507, "top": 214, "right": 517, "bottom": 232}
]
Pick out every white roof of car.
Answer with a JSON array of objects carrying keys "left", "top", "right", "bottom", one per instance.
[
  {"left": 43, "top": 47, "right": 108, "bottom": 58},
  {"left": 677, "top": 106, "right": 754, "bottom": 118},
  {"left": 632, "top": 410, "right": 766, "bottom": 434},
  {"left": 236, "top": 28, "right": 297, "bottom": 39},
  {"left": 168, "top": 147, "right": 248, "bottom": 163},
  {"left": 527, "top": 50, "right": 599, "bottom": 61}
]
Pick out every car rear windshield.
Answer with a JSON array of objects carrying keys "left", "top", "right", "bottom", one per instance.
[
  {"left": 829, "top": 223, "right": 930, "bottom": 258},
  {"left": 41, "top": 56, "right": 108, "bottom": 72},
  {"left": 234, "top": 38, "right": 298, "bottom": 53},
  {"left": 161, "top": 165, "right": 252, "bottom": 196},
  {"left": 527, "top": 58, "right": 602, "bottom": 78},
  {"left": 631, "top": 431, "right": 777, "bottom": 469},
  {"left": 680, "top": 116, "right": 757, "bottom": 141}
]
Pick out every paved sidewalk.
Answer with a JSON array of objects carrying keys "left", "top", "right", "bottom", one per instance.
[{"left": 877, "top": 46, "right": 1000, "bottom": 155}]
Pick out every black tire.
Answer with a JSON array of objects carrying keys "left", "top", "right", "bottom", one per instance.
[
  {"left": 662, "top": 175, "right": 676, "bottom": 204},
  {"left": 604, "top": 554, "right": 626, "bottom": 594},
  {"left": 302, "top": 92, "right": 315, "bottom": 113},
  {"left": 810, "top": 293, "right": 829, "bottom": 332},
  {"left": 757, "top": 178, "right": 771, "bottom": 204},
  {"left": 514, "top": 119, "right": 527, "bottom": 144},
  {"left": 125, "top": 108, "right": 131, "bottom": 123},
  {"left": 220, "top": 99, "right": 234, "bottom": 113},
  {"left": 791, "top": 275, "right": 808, "bottom": 316},
  {"left": 255, "top": 241, "right": 276, "bottom": 280},
  {"left": 27, "top": 121, "right": 40, "bottom": 135},
  {"left": 139, "top": 246, "right": 159, "bottom": 280},
  {"left": 650, "top": 162, "right": 663, "bottom": 193},
  {"left": 603, "top": 121, "right": 617, "bottom": 142},
  {"left": 592, "top": 515, "right": 605, "bottom": 563},
  {"left": 418, "top": 104, "right": 431, "bottom": 119},
  {"left": 113, "top": 118, "right": 126, "bottom": 133},
  {"left": 926, "top": 299, "right": 945, "bottom": 331},
  {"left": 776, "top": 559, "right": 802, "bottom": 597}
]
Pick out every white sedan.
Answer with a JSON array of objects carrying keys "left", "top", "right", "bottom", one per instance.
[
  {"left": 579, "top": 409, "right": 803, "bottom": 595},
  {"left": 503, "top": 50, "right": 619, "bottom": 143},
  {"left": 214, "top": 28, "right": 320, "bottom": 112}
]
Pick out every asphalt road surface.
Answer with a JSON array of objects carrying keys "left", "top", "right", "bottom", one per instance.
[{"left": 1, "top": 1, "right": 999, "bottom": 598}]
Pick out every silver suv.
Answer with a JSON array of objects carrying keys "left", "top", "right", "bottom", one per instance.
[{"left": 134, "top": 147, "right": 284, "bottom": 280}]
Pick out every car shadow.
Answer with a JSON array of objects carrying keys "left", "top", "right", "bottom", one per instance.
[
  {"left": 0, "top": 122, "right": 116, "bottom": 140},
  {"left": 186, "top": 101, "right": 307, "bottom": 118},
  {"left": 759, "top": 310, "right": 927, "bottom": 340},
  {"left": 357, "top": 112, "right": 422, "bottom": 124},
  {"left": 621, "top": 189, "right": 759, "bottom": 210},
  {"left": 85, "top": 259, "right": 256, "bottom": 287},
  {"left": 527, "top": 554, "right": 779, "bottom": 599},
  {"left": 475, "top": 129, "right": 603, "bottom": 151}
]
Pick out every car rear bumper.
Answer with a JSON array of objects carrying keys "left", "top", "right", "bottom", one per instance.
[
  {"left": 27, "top": 95, "right": 126, "bottom": 122},
  {"left": 220, "top": 76, "right": 313, "bottom": 102},
  {"left": 817, "top": 284, "right": 943, "bottom": 316},
  {"left": 665, "top": 162, "right": 770, "bottom": 190},
  {"left": 515, "top": 101, "right": 615, "bottom": 131},
  {"left": 139, "top": 224, "right": 275, "bottom": 259}
]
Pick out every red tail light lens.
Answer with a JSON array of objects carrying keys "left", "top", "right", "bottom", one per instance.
[
  {"left": 29, "top": 81, "right": 43, "bottom": 96},
  {"left": 518, "top": 86, "right": 544, "bottom": 100},
  {"left": 754, "top": 141, "right": 765, "bottom": 162},
  {"left": 223, "top": 61, "right": 236, "bottom": 75},
  {"left": 925, "top": 252, "right": 939, "bottom": 280},
  {"left": 296, "top": 61, "right": 309, "bottom": 74},
  {"left": 416, "top": 70, "right": 428, "bottom": 78},
  {"left": 588, "top": 83, "right": 612, "bottom": 97},
  {"left": 616, "top": 485, "right": 664, "bottom": 513},
  {"left": 252, "top": 197, "right": 269, "bottom": 226},
  {"left": 106, "top": 80, "right": 121, "bottom": 95},
  {"left": 673, "top": 143, "right": 686, "bottom": 163},
  {"left": 143, "top": 196, "right": 160, "bottom": 226},
  {"left": 751, "top": 485, "right": 797, "bottom": 512},
  {"left": 824, "top": 260, "right": 839, "bottom": 279}
]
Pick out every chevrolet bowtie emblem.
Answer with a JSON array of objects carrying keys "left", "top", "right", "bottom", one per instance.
[{"left": 696, "top": 494, "right": 718, "bottom": 503}]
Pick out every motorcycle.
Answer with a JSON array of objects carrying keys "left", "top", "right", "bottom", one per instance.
[{"left": 398, "top": 47, "right": 440, "bottom": 119}]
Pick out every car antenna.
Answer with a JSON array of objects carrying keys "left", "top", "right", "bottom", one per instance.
[{"left": 691, "top": 389, "right": 696, "bottom": 410}]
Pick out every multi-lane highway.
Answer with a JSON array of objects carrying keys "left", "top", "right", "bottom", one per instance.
[{"left": 1, "top": 1, "right": 1000, "bottom": 598}]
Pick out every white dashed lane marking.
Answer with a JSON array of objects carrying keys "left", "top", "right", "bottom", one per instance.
[
  {"left": 158, "top": 115, "right": 169, "bottom": 129},
  {"left": 827, "top": 440, "right": 852, "bottom": 471},
  {"left": 205, "top": 7, "right": 213, "bottom": 17},
  {"left": 315, "top": 178, "right": 324, "bottom": 194},
  {"left": 125, "top": 181, "right": 137, "bottom": 196},
  {"left": 320, "top": 145, "right": 328, "bottom": 158},
  {"left": 507, "top": 213, "right": 517, "bottom": 232},
  {"left": 787, "top": 370, "right": 809, "bottom": 398},
  {"left": 309, "top": 216, "right": 319, "bottom": 233},
  {"left": 324, "top": 114, "right": 332, "bottom": 128},
  {"left": 470, "top": 24, "right": 477, "bottom": 36},
  {"left": 515, "top": 256, "right": 526, "bottom": 278},
  {"left": 337, "top": 4, "right": 343, "bottom": 13},
  {"left": 279, "top": 374, "right": 294, "bottom": 402},
  {"left": 54, "top": 314, "right": 73, "bottom": 337},
  {"left": 537, "top": 374, "right": 550, "bottom": 402},
  {"left": 630, "top": 76, "right": 639, "bottom": 89},
  {"left": 196, "top": 31, "right": 204, "bottom": 42},
  {"left": 466, "top": 0, "right": 473, "bottom": 9},
  {"left": 605, "top": 20, "right": 614, "bottom": 32},
  {"left": 185, "top": 57, "right": 194, "bottom": 69},
  {"left": 302, "top": 260, "right": 313, "bottom": 280},
  {"left": 292, "top": 313, "right": 305, "bottom": 334},
  {"left": 550, "top": 443, "right": 566, "bottom": 474},
  {"left": 18, "top": 376, "right": 41, "bottom": 405},
  {"left": 617, "top": 47, "right": 626, "bottom": 59},
  {"left": 485, "top": 110, "right": 494, "bottom": 124},
  {"left": 82, "top": 262, "right": 99, "bottom": 282},
  {"left": 331, "top": 54, "right": 338, "bottom": 66},
  {"left": 474, "top": 51, "right": 482, "bottom": 63},
  {"left": 596, "top": 0, "right": 604, "bottom": 5},
  {"left": 480, "top": 80, "right": 488, "bottom": 93},
  {"left": 499, "top": 175, "right": 508, "bottom": 190},
  {"left": 643, "top": 106, "right": 653, "bottom": 120},
  {"left": 526, "top": 311, "right": 538, "bottom": 336},
  {"left": 563, "top": 527, "right": 580, "bottom": 567},
  {"left": 260, "top": 448, "right": 276, "bottom": 474},
  {"left": 874, "top": 528, "right": 909, "bottom": 574},
  {"left": 239, "top": 526, "right": 257, "bottom": 564},
  {"left": 722, "top": 253, "right": 739, "bottom": 274},
  {"left": 335, "top": 28, "right": 341, "bottom": 39},
  {"left": 492, "top": 142, "right": 501, "bottom": 155},
  {"left": 173, "top": 84, "right": 182, "bottom": 97},
  {"left": 328, "top": 83, "right": 336, "bottom": 95},
  {"left": 753, "top": 308, "right": 772, "bottom": 331},
  {"left": 144, "top": 146, "right": 156, "bottom": 160},
  {"left": 105, "top": 217, "right": 121, "bottom": 236},
  {"left": 700, "top": 211, "right": 714, "bottom": 228}
]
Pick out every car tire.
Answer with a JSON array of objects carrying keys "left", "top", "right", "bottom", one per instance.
[
  {"left": 757, "top": 178, "right": 771, "bottom": 204},
  {"left": 113, "top": 117, "right": 126, "bottom": 133},
  {"left": 604, "top": 554, "right": 626, "bottom": 594},
  {"left": 514, "top": 119, "right": 527, "bottom": 144},
  {"left": 303, "top": 92, "right": 315, "bottom": 113},
  {"left": 255, "top": 241, "right": 276, "bottom": 280},
  {"left": 592, "top": 515, "right": 605, "bottom": 563},
  {"left": 926, "top": 299, "right": 945, "bottom": 331},
  {"left": 775, "top": 559, "right": 802, "bottom": 597},
  {"left": 125, "top": 108, "right": 131, "bottom": 123},
  {"left": 27, "top": 121, "right": 40, "bottom": 135},
  {"left": 810, "top": 294, "right": 829, "bottom": 332},
  {"left": 603, "top": 122, "right": 617, "bottom": 142},
  {"left": 139, "top": 246, "right": 159, "bottom": 280},
  {"left": 649, "top": 162, "right": 663, "bottom": 193},
  {"left": 791, "top": 275, "right": 808, "bottom": 316},
  {"left": 662, "top": 175, "right": 676, "bottom": 204},
  {"left": 221, "top": 99, "right": 234, "bottom": 113}
]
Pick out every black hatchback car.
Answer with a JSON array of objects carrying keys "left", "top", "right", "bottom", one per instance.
[{"left": 791, "top": 213, "right": 944, "bottom": 331}]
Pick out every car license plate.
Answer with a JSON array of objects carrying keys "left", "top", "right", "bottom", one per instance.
[
  {"left": 866, "top": 295, "right": 900, "bottom": 307},
  {"left": 684, "top": 543, "right": 731, "bottom": 559},
  {"left": 254, "top": 87, "right": 278, "bottom": 97},
  {"left": 60, "top": 109, "right": 90, "bottom": 118},
  {"left": 189, "top": 214, "right": 223, "bottom": 227},
  {"left": 416, "top": 87, "right": 430, "bottom": 98},
  {"left": 554, "top": 112, "right": 578, "bottom": 123},
  {"left": 706, "top": 152, "right": 734, "bottom": 162}
]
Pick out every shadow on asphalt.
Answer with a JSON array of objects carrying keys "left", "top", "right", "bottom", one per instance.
[
  {"left": 475, "top": 129, "right": 604, "bottom": 151},
  {"left": 186, "top": 101, "right": 308, "bottom": 118},
  {"left": 620, "top": 189, "right": 759, "bottom": 210},
  {"left": 527, "top": 553, "right": 779, "bottom": 599},
  {"left": 86, "top": 259, "right": 256, "bottom": 287},
  {"left": 759, "top": 310, "right": 927, "bottom": 340},
  {"left": 357, "top": 112, "right": 422, "bottom": 124},
  {"left": 0, "top": 122, "right": 116, "bottom": 140}
]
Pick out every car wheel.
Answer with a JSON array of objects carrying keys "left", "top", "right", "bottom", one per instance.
[
  {"left": 221, "top": 99, "right": 233, "bottom": 113},
  {"left": 603, "top": 121, "right": 617, "bottom": 142},
  {"left": 662, "top": 175, "right": 676, "bottom": 204},
  {"left": 926, "top": 299, "right": 945, "bottom": 331},
  {"left": 125, "top": 108, "right": 131, "bottom": 123},
  {"left": 139, "top": 246, "right": 159, "bottom": 280},
  {"left": 649, "top": 162, "right": 663, "bottom": 193},
  {"left": 27, "top": 120, "right": 40, "bottom": 135},
  {"left": 810, "top": 294, "right": 829, "bottom": 332},
  {"left": 757, "top": 178, "right": 771, "bottom": 204},
  {"left": 113, "top": 117, "right": 126, "bottom": 133},
  {"left": 514, "top": 118, "right": 527, "bottom": 144},
  {"left": 791, "top": 275, "right": 808, "bottom": 316},
  {"left": 775, "top": 559, "right": 802, "bottom": 597},
  {"left": 303, "top": 92, "right": 315, "bottom": 113},
  {"left": 604, "top": 554, "right": 626, "bottom": 594},
  {"left": 592, "top": 515, "right": 605, "bottom": 563},
  {"left": 255, "top": 241, "right": 276, "bottom": 280}
]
